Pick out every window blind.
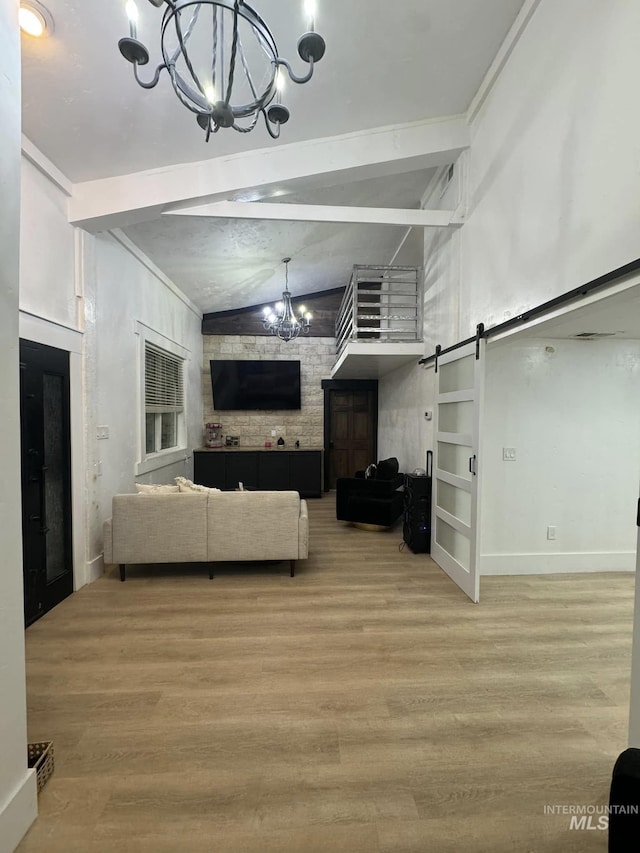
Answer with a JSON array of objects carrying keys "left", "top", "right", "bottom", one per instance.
[{"left": 145, "top": 343, "right": 184, "bottom": 413}]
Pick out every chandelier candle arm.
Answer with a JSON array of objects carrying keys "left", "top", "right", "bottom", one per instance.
[{"left": 118, "top": 0, "right": 326, "bottom": 140}]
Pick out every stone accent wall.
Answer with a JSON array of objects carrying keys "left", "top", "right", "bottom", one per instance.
[{"left": 202, "top": 335, "right": 336, "bottom": 448}]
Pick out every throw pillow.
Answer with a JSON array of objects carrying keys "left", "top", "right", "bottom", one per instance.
[
  {"left": 364, "top": 463, "right": 377, "bottom": 480},
  {"left": 174, "top": 476, "right": 221, "bottom": 493},
  {"left": 375, "top": 458, "right": 399, "bottom": 480},
  {"left": 135, "top": 484, "right": 180, "bottom": 494}
]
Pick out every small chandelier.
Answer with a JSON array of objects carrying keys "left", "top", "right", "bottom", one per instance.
[
  {"left": 262, "top": 258, "right": 312, "bottom": 342},
  {"left": 119, "top": 0, "right": 326, "bottom": 142}
]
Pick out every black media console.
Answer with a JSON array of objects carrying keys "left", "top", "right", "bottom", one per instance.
[{"left": 193, "top": 449, "right": 323, "bottom": 498}]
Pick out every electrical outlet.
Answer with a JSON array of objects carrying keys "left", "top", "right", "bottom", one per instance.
[
  {"left": 502, "top": 447, "right": 516, "bottom": 461},
  {"left": 547, "top": 525, "right": 556, "bottom": 540},
  {"left": 271, "top": 429, "right": 276, "bottom": 437}
]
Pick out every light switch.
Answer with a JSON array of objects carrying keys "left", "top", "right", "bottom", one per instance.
[
  {"left": 502, "top": 447, "right": 516, "bottom": 461},
  {"left": 97, "top": 426, "right": 110, "bottom": 440}
]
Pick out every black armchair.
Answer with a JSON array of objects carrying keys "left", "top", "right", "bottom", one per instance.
[{"left": 336, "top": 457, "right": 404, "bottom": 527}]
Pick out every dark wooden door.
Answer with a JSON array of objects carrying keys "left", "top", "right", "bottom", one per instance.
[
  {"left": 328, "top": 390, "right": 376, "bottom": 488},
  {"left": 20, "top": 340, "right": 73, "bottom": 626}
]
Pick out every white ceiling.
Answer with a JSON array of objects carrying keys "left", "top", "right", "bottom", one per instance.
[
  {"left": 21, "top": 0, "right": 528, "bottom": 314},
  {"left": 123, "top": 168, "right": 435, "bottom": 311}
]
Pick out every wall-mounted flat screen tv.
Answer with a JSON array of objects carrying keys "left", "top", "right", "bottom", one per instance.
[{"left": 210, "top": 360, "right": 301, "bottom": 410}]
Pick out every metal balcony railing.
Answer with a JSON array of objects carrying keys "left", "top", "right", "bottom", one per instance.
[{"left": 335, "top": 265, "right": 423, "bottom": 358}]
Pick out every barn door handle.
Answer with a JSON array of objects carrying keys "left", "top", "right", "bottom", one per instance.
[{"left": 469, "top": 455, "right": 477, "bottom": 476}]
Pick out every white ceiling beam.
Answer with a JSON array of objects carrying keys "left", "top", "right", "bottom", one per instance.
[
  {"left": 67, "top": 115, "right": 470, "bottom": 232},
  {"left": 163, "top": 200, "right": 458, "bottom": 228},
  {"left": 22, "top": 135, "right": 72, "bottom": 197}
]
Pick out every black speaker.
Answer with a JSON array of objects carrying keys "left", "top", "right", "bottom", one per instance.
[
  {"left": 405, "top": 476, "right": 431, "bottom": 500},
  {"left": 403, "top": 469, "right": 432, "bottom": 554},
  {"left": 609, "top": 748, "right": 640, "bottom": 851}
]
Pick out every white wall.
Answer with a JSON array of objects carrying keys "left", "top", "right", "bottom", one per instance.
[
  {"left": 378, "top": 362, "right": 434, "bottom": 475},
  {"left": 389, "top": 0, "right": 640, "bottom": 559},
  {"left": 390, "top": 227, "right": 424, "bottom": 268},
  {"left": 19, "top": 155, "right": 89, "bottom": 587},
  {"left": 480, "top": 338, "right": 640, "bottom": 573},
  {"left": 423, "top": 159, "right": 465, "bottom": 351},
  {"left": 20, "top": 158, "right": 76, "bottom": 329},
  {"left": 421, "top": 0, "right": 640, "bottom": 353},
  {"left": 18, "top": 158, "right": 203, "bottom": 582},
  {"left": 85, "top": 233, "right": 203, "bottom": 568},
  {"left": 0, "top": 3, "right": 38, "bottom": 850},
  {"left": 462, "top": 0, "right": 640, "bottom": 341}
]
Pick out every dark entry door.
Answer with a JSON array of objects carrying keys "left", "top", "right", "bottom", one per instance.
[
  {"left": 328, "top": 389, "right": 376, "bottom": 488},
  {"left": 20, "top": 340, "right": 73, "bottom": 626}
]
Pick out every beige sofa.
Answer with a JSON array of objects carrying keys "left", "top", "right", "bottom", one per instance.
[{"left": 103, "top": 490, "right": 309, "bottom": 581}]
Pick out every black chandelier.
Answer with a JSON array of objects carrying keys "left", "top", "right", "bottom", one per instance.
[
  {"left": 262, "top": 258, "right": 312, "bottom": 342},
  {"left": 119, "top": 0, "right": 326, "bottom": 141}
]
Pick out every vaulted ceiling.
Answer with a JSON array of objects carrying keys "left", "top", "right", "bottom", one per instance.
[{"left": 21, "top": 0, "right": 527, "bottom": 313}]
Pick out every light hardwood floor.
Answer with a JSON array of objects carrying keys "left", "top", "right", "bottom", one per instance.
[{"left": 18, "top": 494, "right": 634, "bottom": 852}]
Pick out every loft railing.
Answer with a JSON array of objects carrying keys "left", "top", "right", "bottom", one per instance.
[{"left": 335, "top": 265, "right": 423, "bottom": 357}]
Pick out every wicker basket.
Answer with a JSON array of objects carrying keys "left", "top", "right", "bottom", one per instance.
[{"left": 28, "top": 742, "right": 54, "bottom": 792}]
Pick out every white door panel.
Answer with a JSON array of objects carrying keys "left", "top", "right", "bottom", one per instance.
[
  {"left": 431, "top": 339, "right": 484, "bottom": 603},
  {"left": 629, "top": 493, "right": 640, "bottom": 746}
]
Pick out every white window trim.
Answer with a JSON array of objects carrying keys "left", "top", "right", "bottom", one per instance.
[{"left": 135, "top": 321, "right": 190, "bottom": 477}]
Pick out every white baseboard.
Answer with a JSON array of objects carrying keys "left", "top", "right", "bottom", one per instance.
[
  {"left": 480, "top": 551, "right": 636, "bottom": 576},
  {"left": 0, "top": 770, "right": 37, "bottom": 853},
  {"left": 86, "top": 555, "right": 104, "bottom": 585}
]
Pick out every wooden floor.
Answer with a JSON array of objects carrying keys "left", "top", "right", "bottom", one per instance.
[{"left": 18, "top": 494, "right": 634, "bottom": 852}]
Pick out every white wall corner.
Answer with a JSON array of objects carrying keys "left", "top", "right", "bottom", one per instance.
[
  {"left": 110, "top": 230, "right": 202, "bottom": 319},
  {"left": 0, "top": 770, "right": 37, "bottom": 853},
  {"left": 421, "top": 166, "right": 448, "bottom": 210},
  {"left": 466, "top": 0, "right": 544, "bottom": 124},
  {"left": 85, "top": 554, "right": 105, "bottom": 587}
]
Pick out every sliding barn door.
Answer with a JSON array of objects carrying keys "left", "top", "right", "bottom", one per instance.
[
  {"left": 629, "top": 485, "right": 640, "bottom": 746},
  {"left": 431, "top": 340, "right": 485, "bottom": 603}
]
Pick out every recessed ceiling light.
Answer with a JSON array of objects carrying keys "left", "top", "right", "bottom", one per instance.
[{"left": 19, "top": 2, "right": 54, "bottom": 38}]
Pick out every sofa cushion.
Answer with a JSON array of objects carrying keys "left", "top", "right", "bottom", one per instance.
[
  {"left": 112, "top": 493, "right": 208, "bottom": 564},
  {"left": 206, "top": 490, "right": 301, "bottom": 562}
]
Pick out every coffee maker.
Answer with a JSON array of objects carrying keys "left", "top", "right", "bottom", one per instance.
[{"left": 204, "top": 423, "right": 223, "bottom": 448}]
